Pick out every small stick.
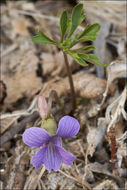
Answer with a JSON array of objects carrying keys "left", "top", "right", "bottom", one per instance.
[
  {"left": 33, "top": 165, "right": 45, "bottom": 190},
  {"left": 37, "top": 166, "right": 45, "bottom": 185}
]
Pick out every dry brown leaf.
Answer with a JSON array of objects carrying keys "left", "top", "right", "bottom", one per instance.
[
  {"left": 2, "top": 49, "right": 42, "bottom": 104},
  {"left": 40, "top": 52, "right": 79, "bottom": 77},
  {"left": 88, "top": 162, "right": 111, "bottom": 176},
  {"left": 74, "top": 73, "right": 107, "bottom": 99},
  {"left": 12, "top": 17, "right": 31, "bottom": 37},
  {"left": 41, "top": 72, "right": 107, "bottom": 99},
  {"left": 81, "top": 1, "right": 126, "bottom": 30},
  {"left": 4, "top": 73, "right": 42, "bottom": 104},
  {"left": 40, "top": 52, "right": 58, "bottom": 76},
  {"left": 1, "top": 117, "right": 17, "bottom": 134},
  {"left": 115, "top": 123, "right": 124, "bottom": 139}
]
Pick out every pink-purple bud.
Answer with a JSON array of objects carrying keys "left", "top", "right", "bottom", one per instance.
[{"left": 38, "top": 96, "right": 48, "bottom": 118}]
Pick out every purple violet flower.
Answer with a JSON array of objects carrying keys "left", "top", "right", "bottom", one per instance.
[{"left": 23, "top": 115, "right": 80, "bottom": 172}]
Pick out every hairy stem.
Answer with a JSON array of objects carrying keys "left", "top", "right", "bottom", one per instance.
[{"left": 63, "top": 52, "right": 76, "bottom": 110}]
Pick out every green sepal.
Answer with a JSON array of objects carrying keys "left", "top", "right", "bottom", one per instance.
[{"left": 40, "top": 115, "right": 57, "bottom": 136}]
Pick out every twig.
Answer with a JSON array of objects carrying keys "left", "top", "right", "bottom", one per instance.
[{"left": 34, "top": 166, "right": 45, "bottom": 190}]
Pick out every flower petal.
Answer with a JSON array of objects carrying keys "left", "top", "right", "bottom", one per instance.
[
  {"left": 23, "top": 127, "right": 51, "bottom": 147},
  {"left": 56, "top": 116, "right": 80, "bottom": 138},
  {"left": 51, "top": 136, "right": 62, "bottom": 146},
  {"left": 31, "top": 146, "right": 47, "bottom": 169},
  {"left": 56, "top": 146, "right": 76, "bottom": 165},
  {"left": 43, "top": 143, "right": 62, "bottom": 172}
]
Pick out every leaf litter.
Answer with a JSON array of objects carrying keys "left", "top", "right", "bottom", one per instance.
[{"left": 0, "top": 1, "right": 126, "bottom": 190}]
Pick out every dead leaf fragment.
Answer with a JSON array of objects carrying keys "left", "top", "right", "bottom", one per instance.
[
  {"left": 2, "top": 49, "right": 42, "bottom": 104},
  {"left": 41, "top": 73, "right": 107, "bottom": 99},
  {"left": 4, "top": 73, "right": 42, "bottom": 104},
  {"left": 74, "top": 73, "right": 107, "bottom": 99},
  {"left": 81, "top": 1, "right": 126, "bottom": 30}
]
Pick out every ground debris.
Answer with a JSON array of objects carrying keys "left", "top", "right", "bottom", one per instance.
[{"left": 1, "top": 0, "right": 126, "bottom": 189}]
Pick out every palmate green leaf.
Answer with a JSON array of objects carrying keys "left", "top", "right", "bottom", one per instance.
[
  {"left": 32, "top": 30, "right": 56, "bottom": 45},
  {"left": 60, "top": 11, "right": 69, "bottom": 42},
  {"left": 79, "top": 54, "right": 107, "bottom": 67},
  {"left": 68, "top": 3, "right": 85, "bottom": 38},
  {"left": 78, "top": 23, "right": 100, "bottom": 41},
  {"left": 67, "top": 50, "right": 88, "bottom": 66}
]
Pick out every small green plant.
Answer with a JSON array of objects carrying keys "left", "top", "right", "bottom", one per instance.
[{"left": 32, "top": 3, "right": 107, "bottom": 110}]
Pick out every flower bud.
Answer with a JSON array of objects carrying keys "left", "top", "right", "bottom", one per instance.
[{"left": 38, "top": 96, "right": 48, "bottom": 118}]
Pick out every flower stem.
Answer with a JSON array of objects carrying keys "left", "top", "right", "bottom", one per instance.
[{"left": 63, "top": 52, "right": 76, "bottom": 110}]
